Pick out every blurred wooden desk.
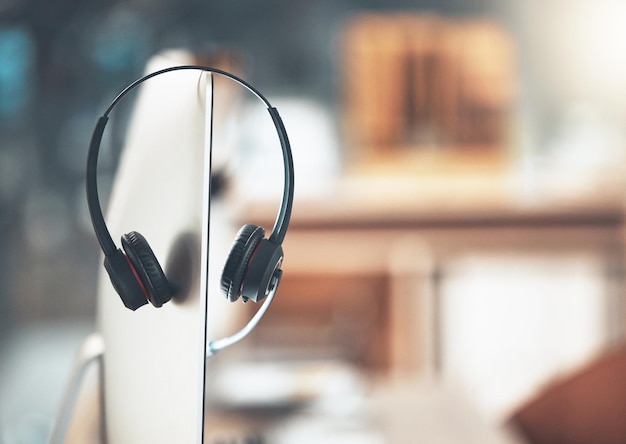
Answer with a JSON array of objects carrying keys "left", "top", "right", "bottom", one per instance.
[{"left": 235, "top": 174, "right": 626, "bottom": 376}]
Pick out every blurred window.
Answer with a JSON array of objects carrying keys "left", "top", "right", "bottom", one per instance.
[{"left": 0, "top": 26, "right": 34, "bottom": 123}]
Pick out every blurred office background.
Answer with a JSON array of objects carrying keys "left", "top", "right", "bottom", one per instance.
[{"left": 2, "top": 0, "right": 626, "bottom": 443}]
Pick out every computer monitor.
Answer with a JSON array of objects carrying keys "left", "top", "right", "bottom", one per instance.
[{"left": 96, "top": 51, "right": 211, "bottom": 443}]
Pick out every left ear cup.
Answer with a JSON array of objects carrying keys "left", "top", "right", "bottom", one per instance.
[
  {"left": 121, "top": 231, "right": 172, "bottom": 307},
  {"left": 103, "top": 249, "right": 150, "bottom": 311},
  {"left": 221, "top": 224, "right": 265, "bottom": 302}
]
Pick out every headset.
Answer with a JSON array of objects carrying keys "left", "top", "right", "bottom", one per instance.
[{"left": 86, "top": 65, "right": 294, "bottom": 320}]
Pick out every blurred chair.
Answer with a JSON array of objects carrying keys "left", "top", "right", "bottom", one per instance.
[{"left": 508, "top": 342, "right": 626, "bottom": 444}]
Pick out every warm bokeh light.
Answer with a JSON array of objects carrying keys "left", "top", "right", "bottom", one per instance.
[{"left": 552, "top": 0, "right": 626, "bottom": 104}]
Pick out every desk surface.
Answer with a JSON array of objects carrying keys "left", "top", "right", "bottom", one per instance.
[{"left": 236, "top": 173, "right": 626, "bottom": 229}]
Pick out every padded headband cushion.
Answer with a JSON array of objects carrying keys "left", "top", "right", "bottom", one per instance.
[
  {"left": 122, "top": 231, "right": 172, "bottom": 307},
  {"left": 221, "top": 224, "right": 265, "bottom": 302}
]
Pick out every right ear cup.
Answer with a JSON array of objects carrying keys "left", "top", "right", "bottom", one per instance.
[
  {"left": 221, "top": 224, "right": 265, "bottom": 302},
  {"left": 121, "top": 231, "right": 172, "bottom": 308}
]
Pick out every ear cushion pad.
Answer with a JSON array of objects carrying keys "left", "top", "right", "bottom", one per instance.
[
  {"left": 221, "top": 224, "right": 265, "bottom": 302},
  {"left": 122, "top": 231, "right": 172, "bottom": 307}
]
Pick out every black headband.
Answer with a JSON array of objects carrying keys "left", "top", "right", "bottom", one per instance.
[{"left": 86, "top": 65, "right": 295, "bottom": 257}]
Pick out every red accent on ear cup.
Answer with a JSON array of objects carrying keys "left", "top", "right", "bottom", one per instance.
[
  {"left": 103, "top": 249, "right": 150, "bottom": 310},
  {"left": 124, "top": 253, "right": 150, "bottom": 300},
  {"left": 121, "top": 231, "right": 172, "bottom": 307},
  {"left": 221, "top": 224, "right": 265, "bottom": 302}
]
